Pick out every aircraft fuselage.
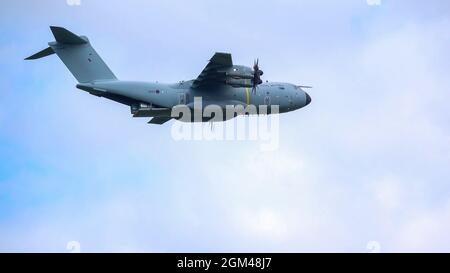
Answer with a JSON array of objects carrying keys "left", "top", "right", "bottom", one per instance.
[{"left": 76, "top": 80, "right": 311, "bottom": 121}]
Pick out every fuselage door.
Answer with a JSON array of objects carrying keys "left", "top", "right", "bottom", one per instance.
[
  {"left": 264, "top": 95, "right": 271, "bottom": 106},
  {"left": 178, "top": 93, "right": 186, "bottom": 105}
]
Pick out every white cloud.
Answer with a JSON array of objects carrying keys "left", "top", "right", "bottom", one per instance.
[
  {"left": 367, "top": 0, "right": 381, "bottom": 6},
  {"left": 1, "top": 1, "right": 450, "bottom": 253},
  {"left": 372, "top": 175, "right": 403, "bottom": 210},
  {"left": 235, "top": 208, "right": 288, "bottom": 242},
  {"left": 395, "top": 202, "right": 450, "bottom": 252}
]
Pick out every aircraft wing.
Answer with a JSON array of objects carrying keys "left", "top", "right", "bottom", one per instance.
[{"left": 191, "top": 52, "right": 233, "bottom": 89}]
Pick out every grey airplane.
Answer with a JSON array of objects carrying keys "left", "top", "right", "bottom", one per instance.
[{"left": 26, "top": 26, "right": 311, "bottom": 124}]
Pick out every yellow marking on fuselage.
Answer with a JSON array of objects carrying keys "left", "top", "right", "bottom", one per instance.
[
  {"left": 245, "top": 87, "right": 250, "bottom": 105},
  {"left": 244, "top": 79, "right": 250, "bottom": 105}
]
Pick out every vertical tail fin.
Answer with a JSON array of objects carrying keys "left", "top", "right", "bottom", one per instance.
[{"left": 25, "top": 26, "right": 117, "bottom": 83}]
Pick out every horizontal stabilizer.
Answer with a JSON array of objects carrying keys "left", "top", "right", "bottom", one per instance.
[
  {"left": 50, "top": 26, "right": 87, "bottom": 44},
  {"left": 148, "top": 117, "right": 172, "bottom": 125},
  {"left": 24, "top": 47, "right": 55, "bottom": 60}
]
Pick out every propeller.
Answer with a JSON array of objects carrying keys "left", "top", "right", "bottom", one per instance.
[{"left": 252, "top": 58, "right": 264, "bottom": 93}]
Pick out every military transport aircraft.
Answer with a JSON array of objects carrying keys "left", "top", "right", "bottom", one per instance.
[{"left": 26, "top": 26, "right": 311, "bottom": 124}]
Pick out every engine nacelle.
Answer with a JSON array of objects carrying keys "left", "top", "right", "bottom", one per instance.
[
  {"left": 225, "top": 78, "right": 254, "bottom": 88},
  {"left": 225, "top": 72, "right": 254, "bottom": 80}
]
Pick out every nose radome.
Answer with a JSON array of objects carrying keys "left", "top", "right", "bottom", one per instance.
[{"left": 305, "top": 92, "right": 312, "bottom": 106}]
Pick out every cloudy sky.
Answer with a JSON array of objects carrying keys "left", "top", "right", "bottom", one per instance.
[{"left": 0, "top": 0, "right": 449, "bottom": 252}]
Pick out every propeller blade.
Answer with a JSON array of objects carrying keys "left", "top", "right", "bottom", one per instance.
[{"left": 252, "top": 58, "right": 263, "bottom": 94}]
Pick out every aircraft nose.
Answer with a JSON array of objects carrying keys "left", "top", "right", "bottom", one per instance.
[{"left": 305, "top": 92, "right": 312, "bottom": 106}]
